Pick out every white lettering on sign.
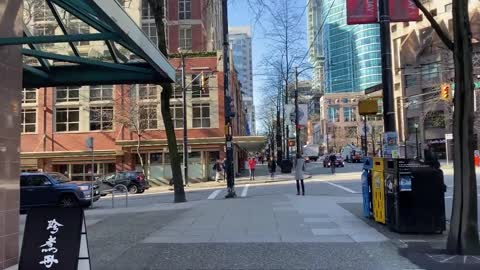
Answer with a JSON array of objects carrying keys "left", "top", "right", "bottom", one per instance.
[
  {"left": 39, "top": 255, "right": 59, "bottom": 269},
  {"left": 39, "top": 219, "right": 64, "bottom": 269},
  {"left": 47, "top": 219, "right": 64, "bottom": 234}
]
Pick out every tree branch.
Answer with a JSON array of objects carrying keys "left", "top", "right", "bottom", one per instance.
[{"left": 412, "top": 0, "right": 454, "bottom": 51}]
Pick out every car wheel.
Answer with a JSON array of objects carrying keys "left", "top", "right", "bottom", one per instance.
[
  {"left": 58, "top": 195, "right": 79, "bottom": 208},
  {"left": 138, "top": 189, "right": 145, "bottom": 194},
  {"left": 128, "top": 185, "right": 138, "bottom": 194}
]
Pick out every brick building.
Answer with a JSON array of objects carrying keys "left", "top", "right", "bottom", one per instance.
[
  {"left": 19, "top": 0, "right": 251, "bottom": 184},
  {"left": 20, "top": 53, "right": 248, "bottom": 184}
]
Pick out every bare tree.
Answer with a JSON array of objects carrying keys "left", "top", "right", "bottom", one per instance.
[
  {"left": 413, "top": 0, "right": 480, "bottom": 254},
  {"left": 248, "top": 0, "right": 311, "bottom": 157},
  {"left": 144, "top": 0, "right": 187, "bottom": 202}
]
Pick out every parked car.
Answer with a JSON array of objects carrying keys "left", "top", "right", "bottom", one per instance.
[
  {"left": 323, "top": 155, "right": 345, "bottom": 168},
  {"left": 20, "top": 172, "right": 100, "bottom": 212},
  {"left": 99, "top": 171, "right": 150, "bottom": 194}
]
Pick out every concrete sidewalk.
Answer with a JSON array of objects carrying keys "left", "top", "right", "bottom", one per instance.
[{"left": 142, "top": 164, "right": 312, "bottom": 194}]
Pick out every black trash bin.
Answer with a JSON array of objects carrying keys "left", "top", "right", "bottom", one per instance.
[
  {"left": 280, "top": 159, "right": 293, "bottom": 173},
  {"left": 385, "top": 159, "right": 446, "bottom": 233}
]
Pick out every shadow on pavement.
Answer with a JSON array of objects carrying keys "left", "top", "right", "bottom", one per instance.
[{"left": 340, "top": 202, "right": 480, "bottom": 270}]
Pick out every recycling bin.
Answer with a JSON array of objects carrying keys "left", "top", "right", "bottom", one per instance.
[
  {"left": 385, "top": 159, "right": 446, "bottom": 233},
  {"left": 372, "top": 158, "right": 386, "bottom": 224},
  {"left": 361, "top": 157, "right": 373, "bottom": 218}
]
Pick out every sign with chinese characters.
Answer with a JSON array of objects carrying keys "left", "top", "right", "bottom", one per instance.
[{"left": 20, "top": 208, "right": 84, "bottom": 270}]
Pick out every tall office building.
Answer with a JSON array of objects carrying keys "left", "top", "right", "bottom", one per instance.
[
  {"left": 229, "top": 26, "right": 255, "bottom": 135},
  {"left": 315, "top": 0, "right": 382, "bottom": 93},
  {"left": 307, "top": 0, "right": 382, "bottom": 152}
]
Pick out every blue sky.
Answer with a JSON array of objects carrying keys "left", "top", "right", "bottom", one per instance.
[
  {"left": 228, "top": 1, "right": 267, "bottom": 110},
  {"left": 227, "top": 0, "right": 309, "bottom": 132}
]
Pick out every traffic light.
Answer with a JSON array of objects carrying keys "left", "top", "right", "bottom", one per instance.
[
  {"left": 201, "top": 73, "right": 209, "bottom": 93},
  {"left": 440, "top": 83, "right": 452, "bottom": 101}
]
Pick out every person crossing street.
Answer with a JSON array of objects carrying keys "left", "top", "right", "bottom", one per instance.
[
  {"left": 329, "top": 153, "right": 337, "bottom": 174},
  {"left": 294, "top": 154, "right": 306, "bottom": 196}
]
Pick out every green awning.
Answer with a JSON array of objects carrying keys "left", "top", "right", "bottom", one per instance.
[{"left": 0, "top": 0, "right": 175, "bottom": 87}]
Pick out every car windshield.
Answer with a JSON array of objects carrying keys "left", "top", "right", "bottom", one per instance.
[{"left": 47, "top": 172, "right": 70, "bottom": 183}]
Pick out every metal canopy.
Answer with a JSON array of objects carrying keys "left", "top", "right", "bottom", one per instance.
[{"left": 0, "top": 0, "right": 175, "bottom": 88}]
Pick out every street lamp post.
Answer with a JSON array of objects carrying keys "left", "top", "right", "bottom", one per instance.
[
  {"left": 222, "top": 0, "right": 235, "bottom": 198},
  {"left": 414, "top": 123, "right": 419, "bottom": 159},
  {"left": 180, "top": 52, "right": 189, "bottom": 186}
]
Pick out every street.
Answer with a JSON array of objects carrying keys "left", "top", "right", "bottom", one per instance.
[{"left": 17, "top": 162, "right": 476, "bottom": 270}]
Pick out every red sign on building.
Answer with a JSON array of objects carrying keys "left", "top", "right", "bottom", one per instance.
[
  {"left": 389, "top": 0, "right": 421, "bottom": 22},
  {"left": 347, "top": 0, "right": 378, "bottom": 25}
]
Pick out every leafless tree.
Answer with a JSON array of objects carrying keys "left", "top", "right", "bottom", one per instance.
[
  {"left": 248, "top": 0, "right": 311, "bottom": 155},
  {"left": 414, "top": 0, "right": 480, "bottom": 254}
]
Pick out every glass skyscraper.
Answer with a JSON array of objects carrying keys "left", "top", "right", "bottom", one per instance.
[{"left": 312, "top": 0, "right": 382, "bottom": 93}]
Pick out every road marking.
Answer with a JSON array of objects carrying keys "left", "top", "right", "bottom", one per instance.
[
  {"left": 325, "top": 181, "right": 359, "bottom": 194},
  {"left": 440, "top": 255, "right": 456, "bottom": 263},
  {"left": 241, "top": 184, "right": 250, "bottom": 197},
  {"left": 207, "top": 190, "right": 222, "bottom": 200},
  {"left": 445, "top": 195, "right": 480, "bottom": 199}
]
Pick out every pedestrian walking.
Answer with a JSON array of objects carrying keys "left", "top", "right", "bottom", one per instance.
[
  {"left": 268, "top": 157, "right": 277, "bottom": 179},
  {"left": 222, "top": 158, "right": 227, "bottom": 181},
  {"left": 213, "top": 159, "right": 224, "bottom": 182},
  {"left": 329, "top": 153, "right": 337, "bottom": 174},
  {"left": 248, "top": 157, "right": 257, "bottom": 180},
  {"left": 294, "top": 154, "right": 306, "bottom": 196}
]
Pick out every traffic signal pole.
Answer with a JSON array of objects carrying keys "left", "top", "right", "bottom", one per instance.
[
  {"left": 379, "top": 0, "right": 397, "bottom": 155},
  {"left": 222, "top": 0, "right": 236, "bottom": 198}
]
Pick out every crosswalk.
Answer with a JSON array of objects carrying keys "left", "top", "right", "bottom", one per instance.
[{"left": 207, "top": 184, "right": 251, "bottom": 199}]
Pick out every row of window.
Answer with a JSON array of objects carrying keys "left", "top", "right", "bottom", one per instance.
[
  {"left": 22, "top": 82, "right": 210, "bottom": 104},
  {"left": 21, "top": 103, "right": 212, "bottom": 133},
  {"left": 141, "top": 1, "right": 193, "bottom": 49}
]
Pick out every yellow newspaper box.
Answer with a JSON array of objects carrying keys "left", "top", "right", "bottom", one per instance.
[{"left": 372, "top": 158, "right": 386, "bottom": 224}]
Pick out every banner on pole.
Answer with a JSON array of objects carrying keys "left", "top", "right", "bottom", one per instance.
[
  {"left": 389, "top": 0, "right": 421, "bottom": 22},
  {"left": 347, "top": 0, "right": 378, "bottom": 25}
]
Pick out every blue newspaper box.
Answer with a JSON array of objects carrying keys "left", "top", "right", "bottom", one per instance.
[{"left": 362, "top": 157, "right": 373, "bottom": 218}]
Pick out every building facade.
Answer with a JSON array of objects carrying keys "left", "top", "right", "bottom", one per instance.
[
  {"left": 229, "top": 26, "right": 255, "bottom": 135},
  {"left": 21, "top": 54, "right": 247, "bottom": 184},
  {"left": 132, "top": 0, "right": 223, "bottom": 53},
  {"left": 20, "top": 0, "right": 249, "bottom": 184},
  {"left": 390, "top": 0, "right": 480, "bottom": 158}
]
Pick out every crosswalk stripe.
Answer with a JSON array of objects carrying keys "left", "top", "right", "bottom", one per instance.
[
  {"left": 241, "top": 184, "right": 250, "bottom": 197},
  {"left": 207, "top": 190, "right": 222, "bottom": 200},
  {"left": 324, "top": 181, "right": 359, "bottom": 194}
]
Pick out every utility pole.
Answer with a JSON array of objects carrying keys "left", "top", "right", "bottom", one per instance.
[
  {"left": 363, "top": 116, "right": 368, "bottom": 157},
  {"left": 379, "top": 0, "right": 397, "bottom": 155},
  {"left": 222, "top": 0, "right": 235, "bottom": 198},
  {"left": 276, "top": 93, "right": 282, "bottom": 161},
  {"left": 294, "top": 67, "right": 301, "bottom": 156},
  {"left": 181, "top": 53, "right": 189, "bottom": 186},
  {"left": 284, "top": 0, "right": 290, "bottom": 161}
]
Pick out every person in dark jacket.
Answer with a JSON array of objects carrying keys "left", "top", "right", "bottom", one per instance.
[
  {"left": 424, "top": 144, "right": 440, "bottom": 169},
  {"left": 268, "top": 157, "right": 277, "bottom": 179}
]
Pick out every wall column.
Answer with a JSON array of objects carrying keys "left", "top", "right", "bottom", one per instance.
[{"left": 0, "top": 0, "right": 23, "bottom": 268}]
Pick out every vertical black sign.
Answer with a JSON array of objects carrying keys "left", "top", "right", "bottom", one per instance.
[{"left": 19, "top": 207, "right": 83, "bottom": 270}]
